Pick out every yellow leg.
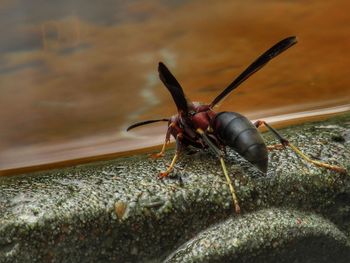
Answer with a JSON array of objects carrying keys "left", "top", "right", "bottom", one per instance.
[
  {"left": 150, "top": 139, "right": 168, "bottom": 159},
  {"left": 255, "top": 120, "right": 347, "bottom": 174},
  {"left": 151, "top": 123, "right": 174, "bottom": 159},
  {"left": 267, "top": 143, "right": 285, "bottom": 151},
  {"left": 288, "top": 143, "right": 347, "bottom": 174},
  {"left": 158, "top": 152, "right": 179, "bottom": 178},
  {"left": 197, "top": 128, "right": 241, "bottom": 213},
  {"left": 220, "top": 157, "right": 241, "bottom": 214}
]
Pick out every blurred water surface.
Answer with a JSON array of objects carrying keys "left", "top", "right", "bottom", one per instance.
[{"left": 1, "top": 0, "right": 349, "bottom": 174}]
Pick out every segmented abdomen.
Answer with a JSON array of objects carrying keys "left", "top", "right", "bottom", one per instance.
[{"left": 212, "top": 112, "right": 268, "bottom": 173}]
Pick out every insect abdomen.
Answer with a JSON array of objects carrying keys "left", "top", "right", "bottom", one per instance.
[{"left": 212, "top": 112, "right": 268, "bottom": 173}]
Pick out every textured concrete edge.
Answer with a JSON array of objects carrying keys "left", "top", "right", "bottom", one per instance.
[
  {"left": 0, "top": 113, "right": 349, "bottom": 262},
  {"left": 164, "top": 208, "right": 350, "bottom": 263}
]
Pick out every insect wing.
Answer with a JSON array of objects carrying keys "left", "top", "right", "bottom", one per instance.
[
  {"left": 210, "top": 36, "right": 297, "bottom": 108},
  {"left": 158, "top": 62, "right": 189, "bottom": 115}
]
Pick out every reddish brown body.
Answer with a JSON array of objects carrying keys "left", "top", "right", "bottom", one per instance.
[{"left": 167, "top": 103, "right": 215, "bottom": 149}]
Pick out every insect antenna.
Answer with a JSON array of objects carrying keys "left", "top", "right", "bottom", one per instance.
[{"left": 126, "top": 119, "right": 169, "bottom": 131}]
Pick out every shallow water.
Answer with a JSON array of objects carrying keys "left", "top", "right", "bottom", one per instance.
[{"left": 0, "top": 0, "right": 349, "bottom": 174}]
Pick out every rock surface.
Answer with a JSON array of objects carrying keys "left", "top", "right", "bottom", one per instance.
[
  {"left": 165, "top": 209, "right": 350, "bottom": 263},
  {"left": 1, "top": 113, "right": 350, "bottom": 263}
]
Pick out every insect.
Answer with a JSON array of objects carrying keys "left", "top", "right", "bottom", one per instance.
[{"left": 127, "top": 36, "right": 346, "bottom": 213}]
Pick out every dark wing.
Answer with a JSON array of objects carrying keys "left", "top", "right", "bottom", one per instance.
[
  {"left": 158, "top": 62, "right": 189, "bottom": 115},
  {"left": 126, "top": 119, "right": 169, "bottom": 131},
  {"left": 210, "top": 36, "right": 297, "bottom": 108}
]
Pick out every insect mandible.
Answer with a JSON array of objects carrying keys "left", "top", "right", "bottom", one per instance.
[{"left": 127, "top": 36, "right": 346, "bottom": 213}]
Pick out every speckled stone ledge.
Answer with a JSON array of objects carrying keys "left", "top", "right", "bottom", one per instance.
[
  {"left": 0, "top": 113, "right": 350, "bottom": 263},
  {"left": 164, "top": 208, "right": 350, "bottom": 263}
]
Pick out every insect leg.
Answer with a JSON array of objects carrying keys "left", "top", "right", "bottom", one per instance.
[
  {"left": 196, "top": 128, "right": 241, "bottom": 213},
  {"left": 266, "top": 144, "right": 285, "bottom": 151},
  {"left": 254, "top": 120, "right": 347, "bottom": 174},
  {"left": 158, "top": 133, "right": 183, "bottom": 178},
  {"left": 219, "top": 158, "right": 241, "bottom": 214},
  {"left": 151, "top": 123, "right": 173, "bottom": 159}
]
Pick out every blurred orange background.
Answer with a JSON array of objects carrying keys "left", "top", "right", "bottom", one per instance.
[{"left": 0, "top": 0, "right": 349, "bottom": 174}]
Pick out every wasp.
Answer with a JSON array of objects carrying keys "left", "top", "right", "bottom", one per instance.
[{"left": 127, "top": 36, "right": 346, "bottom": 213}]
